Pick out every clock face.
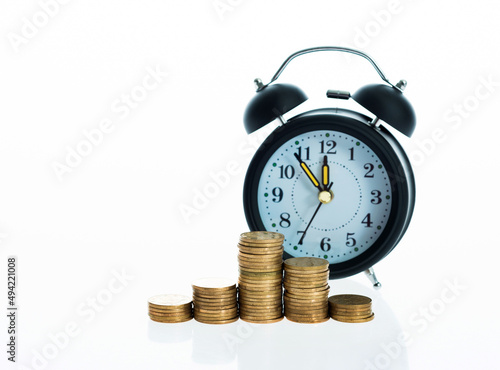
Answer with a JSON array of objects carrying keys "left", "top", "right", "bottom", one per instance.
[
  {"left": 257, "top": 129, "right": 392, "bottom": 264},
  {"left": 243, "top": 111, "right": 415, "bottom": 278}
]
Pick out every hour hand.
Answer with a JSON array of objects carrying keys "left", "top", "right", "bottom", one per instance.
[{"left": 294, "top": 153, "right": 322, "bottom": 192}]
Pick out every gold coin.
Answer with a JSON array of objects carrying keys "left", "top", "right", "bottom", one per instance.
[
  {"left": 194, "top": 316, "right": 239, "bottom": 325},
  {"left": 194, "top": 306, "right": 238, "bottom": 314},
  {"left": 238, "top": 297, "right": 282, "bottom": 305},
  {"left": 331, "top": 313, "right": 375, "bottom": 323},
  {"left": 192, "top": 296, "right": 237, "bottom": 304},
  {"left": 238, "top": 245, "right": 284, "bottom": 254},
  {"left": 328, "top": 294, "right": 372, "bottom": 308},
  {"left": 239, "top": 312, "right": 283, "bottom": 321},
  {"left": 238, "top": 250, "right": 283, "bottom": 258},
  {"left": 148, "top": 294, "right": 192, "bottom": 309},
  {"left": 283, "top": 272, "right": 329, "bottom": 281},
  {"left": 240, "top": 231, "right": 284, "bottom": 243},
  {"left": 240, "top": 316, "right": 284, "bottom": 324},
  {"left": 148, "top": 303, "right": 192, "bottom": 311},
  {"left": 148, "top": 306, "right": 192, "bottom": 314},
  {"left": 330, "top": 312, "right": 373, "bottom": 320},
  {"left": 192, "top": 277, "right": 236, "bottom": 291},
  {"left": 192, "top": 290, "right": 236, "bottom": 299},
  {"left": 239, "top": 266, "right": 283, "bottom": 273},
  {"left": 284, "top": 288, "right": 330, "bottom": 297},
  {"left": 194, "top": 311, "right": 239, "bottom": 320},
  {"left": 238, "top": 274, "right": 282, "bottom": 283},
  {"left": 284, "top": 257, "right": 329, "bottom": 270},
  {"left": 239, "top": 269, "right": 283, "bottom": 277},
  {"left": 285, "top": 316, "right": 330, "bottom": 324},
  {"left": 284, "top": 269, "right": 330, "bottom": 276},
  {"left": 330, "top": 308, "right": 373, "bottom": 316},
  {"left": 149, "top": 314, "right": 193, "bottom": 323},
  {"left": 285, "top": 284, "right": 329, "bottom": 294}
]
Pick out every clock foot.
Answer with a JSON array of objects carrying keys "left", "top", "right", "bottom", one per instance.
[{"left": 364, "top": 267, "right": 382, "bottom": 289}]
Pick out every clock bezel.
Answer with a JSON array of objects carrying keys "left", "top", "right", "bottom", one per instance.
[{"left": 243, "top": 108, "right": 415, "bottom": 279}]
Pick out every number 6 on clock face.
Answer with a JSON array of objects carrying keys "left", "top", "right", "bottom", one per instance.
[{"left": 243, "top": 110, "right": 415, "bottom": 279}]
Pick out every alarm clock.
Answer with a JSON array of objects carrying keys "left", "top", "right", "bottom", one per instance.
[{"left": 242, "top": 47, "right": 416, "bottom": 287}]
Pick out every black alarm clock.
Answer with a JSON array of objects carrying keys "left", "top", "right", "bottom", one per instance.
[{"left": 242, "top": 47, "right": 416, "bottom": 287}]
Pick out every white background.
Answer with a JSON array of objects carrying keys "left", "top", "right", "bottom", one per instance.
[{"left": 1, "top": 1, "right": 499, "bottom": 369}]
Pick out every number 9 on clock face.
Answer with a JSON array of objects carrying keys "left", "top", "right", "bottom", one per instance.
[{"left": 243, "top": 111, "right": 415, "bottom": 279}]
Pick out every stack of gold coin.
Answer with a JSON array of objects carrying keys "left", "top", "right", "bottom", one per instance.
[
  {"left": 328, "top": 294, "right": 374, "bottom": 323},
  {"left": 192, "top": 277, "right": 238, "bottom": 324},
  {"left": 148, "top": 294, "right": 193, "bottom": 323},
  {"left": 283, "top": 257, "right": 330, "bottom": 323},
  {"left": 237, "top": 231, "right": 285, "bottom": 324}
]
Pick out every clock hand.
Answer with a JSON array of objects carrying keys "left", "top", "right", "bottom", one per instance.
[
  {"left": 322, "top": 155, "right": 329, "bottom": 189},
  {"left": 293, "top": 153, "right": 322, "bottom": 192},
  {"left": 298, "top": 182, "right": 333, "bottom": 245}
]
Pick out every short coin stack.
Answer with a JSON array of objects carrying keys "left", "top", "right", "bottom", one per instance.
[
  {"left": 192, "top": 277, "right": 238, "bottom": 324},
  {"left": 148, "top": 294, "right": 193, "bottom": 323},
  {"left": 328, "top": 294, "right": 374, "bottom": 323},
  {"left": 283, "top": 257, "right": 330, "bottom": 323},
  {"left": 237, "top": 231, "right": 284, "bottom": 324}
]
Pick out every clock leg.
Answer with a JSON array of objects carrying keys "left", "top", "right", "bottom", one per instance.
[{"left": 364, "top": 267, "right": 382, "bottom": 289}]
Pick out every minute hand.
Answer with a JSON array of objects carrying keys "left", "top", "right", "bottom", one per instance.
[
  {"left": 298, "top": 182, "right": 333, "bottom": 245},
  {"left": 294, "top": 153, "right": 322, "bottom": 192}
]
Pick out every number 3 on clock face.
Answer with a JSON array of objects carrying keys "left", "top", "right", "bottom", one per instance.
[{"left": 243, "top": 110, "right": 415, "bottom": 279}]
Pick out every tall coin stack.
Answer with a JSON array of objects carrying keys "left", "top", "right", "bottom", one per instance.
[
  {"left": 237, "top": 231, "right": 285, "bottom": 324},
  {"left": 192, "top": 277, "right": 239, "bottom": 324},
  {"left": 148, "top": 294, "right": 193, "bottom": 323},
  {"left": 328, "top": 294, "right": 374, "bottom": 323},
  {"left": 283, "top": 257, "right": 330, "bottom": 323}
]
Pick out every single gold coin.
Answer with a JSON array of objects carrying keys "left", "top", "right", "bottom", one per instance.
[
  {"left": 239, "top": 312, "right": 283, "bottom": 321},
  {"left": 330, "top": 308, "right": 373, "bottom": 316},
  {"left": 192, "top": 277, "right": 236, "bottom": 291},
  {"left": 285, "top": 316, "right": 330, "bottom": 324},
  {"left": 148, "top": 306, "right": 192, "bottom": 314},
  {"left": 239, "top": 266, "right": 283, "bottom": 273},
  {"left": 149, "top": 314, "right": 193, "bottom": 323},
  {"left": 240, "top": 316, "right": 284, "bottom": 324},
  {"left": 284, "top": 257, "right": 329, "bottom": 270},
  {"left": 240, "top": 231, "right": 284, "bottom": 243},
  {"left": 148, "top": 294, "right": 192, "bottom": 308},
  {"left": 193, "top": 297, "right": 237, "bottom": 305},
  {"left": 283, "top": 272, "right": 329, "bottom": 281},
  {"left": 330, "top": 312, "right": 373, "bottom": 320},
  {"left": 238, "top": 297, "right": 283, "bottom": 305},
  {"left": 239, "top": 269, "right": 283, "bottom": 277},
  {"left": 284, "top": 268, "right": 330, "bottom": 276},
  {"left": 192, "top": 290, "right": 236, "bottom": 299},
  {"left": 238, "top": 244, "right": 284, "bottom": 254},
  {"left": 285, "top": 284, "right": 329, "bottom": 293},
  {"left": 328, "top": 294, "right": 372, "bottom": 308},
  {"left": 194, "top": 316, "right": 239, "bottom": 325},
  {"left": 331, "top": 313, "right": 375, "bottom": 323}
]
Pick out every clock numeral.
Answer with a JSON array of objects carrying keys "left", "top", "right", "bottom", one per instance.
[
  {"left": 279, "top": 165, "right": 295, "bottom": 179},
  {"left": 362, "top": 213, "right": 373, "bottom": 228},
  {"left": 280, "top": 212, "right": 291, "bottom": 228},
  {"left": 296, "top": 146, "right": 310, "bottom": 160},
  {"left": 364, "top": 163, "right": 375, "bottom": 178},
  {"left": 272, "top": 187, "right": 283, "bottom": 203},
  {"left": 349, "top": 147, "right": 355, "bottom": 161},
  {"left": 346, "top": 233, "right": 356, "bottom": 247},
  {"left": 320, "top": 140, "right": 337, "bottom": 154},
  {"left": 320, "top": 237, "right": 331, "bottom": 252},
  {"left": 371, "top": 190, "right": 382, "bottom": 204}
]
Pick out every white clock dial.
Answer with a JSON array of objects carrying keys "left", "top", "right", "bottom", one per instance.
[{"left": 257, "top": 130, "right": 392, "bottom": 264}]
